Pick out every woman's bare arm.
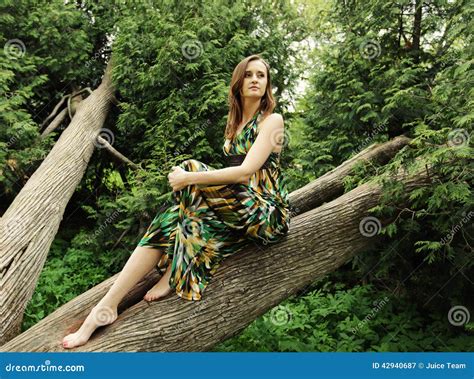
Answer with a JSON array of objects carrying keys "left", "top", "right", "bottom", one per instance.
[
  {"left": 185, "top": 113, "right": 284, "bottom": 186},
  {"left": 186, "top": 165, "right": 248, "bottom": 186}
]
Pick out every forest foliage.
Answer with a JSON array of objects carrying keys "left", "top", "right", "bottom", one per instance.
[{"left": 1, "top": 0, "right": 472, "bottom": 351}]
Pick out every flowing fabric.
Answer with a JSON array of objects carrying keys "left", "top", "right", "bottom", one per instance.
[{"left": 137, "top": 111, "right": 291, "bottom": 300}]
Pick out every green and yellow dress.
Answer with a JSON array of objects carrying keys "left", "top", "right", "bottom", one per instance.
[{"left": 137, "top": 111, "right": 291, "bottom": 300}]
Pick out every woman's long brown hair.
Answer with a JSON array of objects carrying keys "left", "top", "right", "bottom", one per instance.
[{"left": 225, "top": 54, "right": 276, "bottom": 140}]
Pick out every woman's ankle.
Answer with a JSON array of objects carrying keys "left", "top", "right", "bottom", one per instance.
[
  {"left": 96, "top": 295, "right": 119, "bottom": 312},
  {"left": 90, "top": 303, "right": 118, "bottom": 326}
]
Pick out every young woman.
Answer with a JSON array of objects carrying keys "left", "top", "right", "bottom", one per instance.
[{"left": 62, "top": 54, "right": 291, "bottom": 349}]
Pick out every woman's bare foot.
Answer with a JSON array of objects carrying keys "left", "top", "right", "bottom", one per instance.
[
  {"left": 62, "top": 303, "right": 118, "bottom": 349},
  {"left": 144, "top": 266, "right": 173, "bottom": 301}
]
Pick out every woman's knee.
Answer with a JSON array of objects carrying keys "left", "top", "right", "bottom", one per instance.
[{"left": 134, "top": 245, "right": 163, "bottom": 256}]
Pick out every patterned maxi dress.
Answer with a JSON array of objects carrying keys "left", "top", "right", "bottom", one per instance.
[{"left": 136, "top": 111, "right": 291, "bottom": 300}]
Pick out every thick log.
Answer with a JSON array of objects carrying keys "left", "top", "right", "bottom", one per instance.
[
  {"left": 0, "top": 158, "right": 430, "bottom": 352},
  {"left": 289, "top": 135, "right": 412, "bottom": 215},
  {"left": 0, "top": 57, "right": 116, "bottom": 345}
]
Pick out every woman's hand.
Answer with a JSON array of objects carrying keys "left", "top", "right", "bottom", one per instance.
[{"left": 168, "top": 166, "right": 189, "bottom": 192}]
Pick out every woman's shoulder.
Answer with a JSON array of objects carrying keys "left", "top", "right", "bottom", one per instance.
[
  {"left": 259, "top": 112, "right": 284, "bottom": 123},
  {"left": 257, "top": 112, "right": 284, "bottom": 133}
]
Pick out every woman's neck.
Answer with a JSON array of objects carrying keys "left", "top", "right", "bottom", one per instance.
[{"left": 241, "top": 98, "right": 261, "bottom": 122}]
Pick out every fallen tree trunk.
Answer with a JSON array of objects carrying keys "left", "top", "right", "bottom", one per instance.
[
  {"left": 0, "top": 110, "right": 410, "bottom": 347},
  {"left": 0, "top": 57, "right": 116, "bottom": 345},
  {"left": 40, "top": 107, "right": 68, "bottom": 138},
  {"left": 289, "top": 135, "right": 412, "bottom": 214},
  {"left": 0, "top": 159, "right": 431, "bottom": 352}
]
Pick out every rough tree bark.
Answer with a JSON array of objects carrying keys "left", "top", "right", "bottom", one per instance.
[
  {"left": 0, "top": 152, "right": 431, "bottom": 352},
  {"left": 0, "top": 57, "right": 116, "bottom": 345}
]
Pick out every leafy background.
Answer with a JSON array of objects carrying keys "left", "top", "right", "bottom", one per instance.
[{"left": 1, "top": 0, "right": 472, "bottom": 351}]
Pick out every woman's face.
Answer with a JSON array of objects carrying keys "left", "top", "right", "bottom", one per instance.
[{"left": 240, "top": 60, "right": 268, "bottom": 99}]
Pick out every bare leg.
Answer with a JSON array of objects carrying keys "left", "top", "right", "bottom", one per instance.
[
  {"left": 143, "top": 263, "right": 173, "bottom": 301},
  {"left": 62, "top": 246, "right": 163, "bottom": 349}
]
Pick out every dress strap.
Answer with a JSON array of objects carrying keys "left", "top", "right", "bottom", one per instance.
[{"left": 224, "top": 153, "right": 273, "bottom": 169}]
